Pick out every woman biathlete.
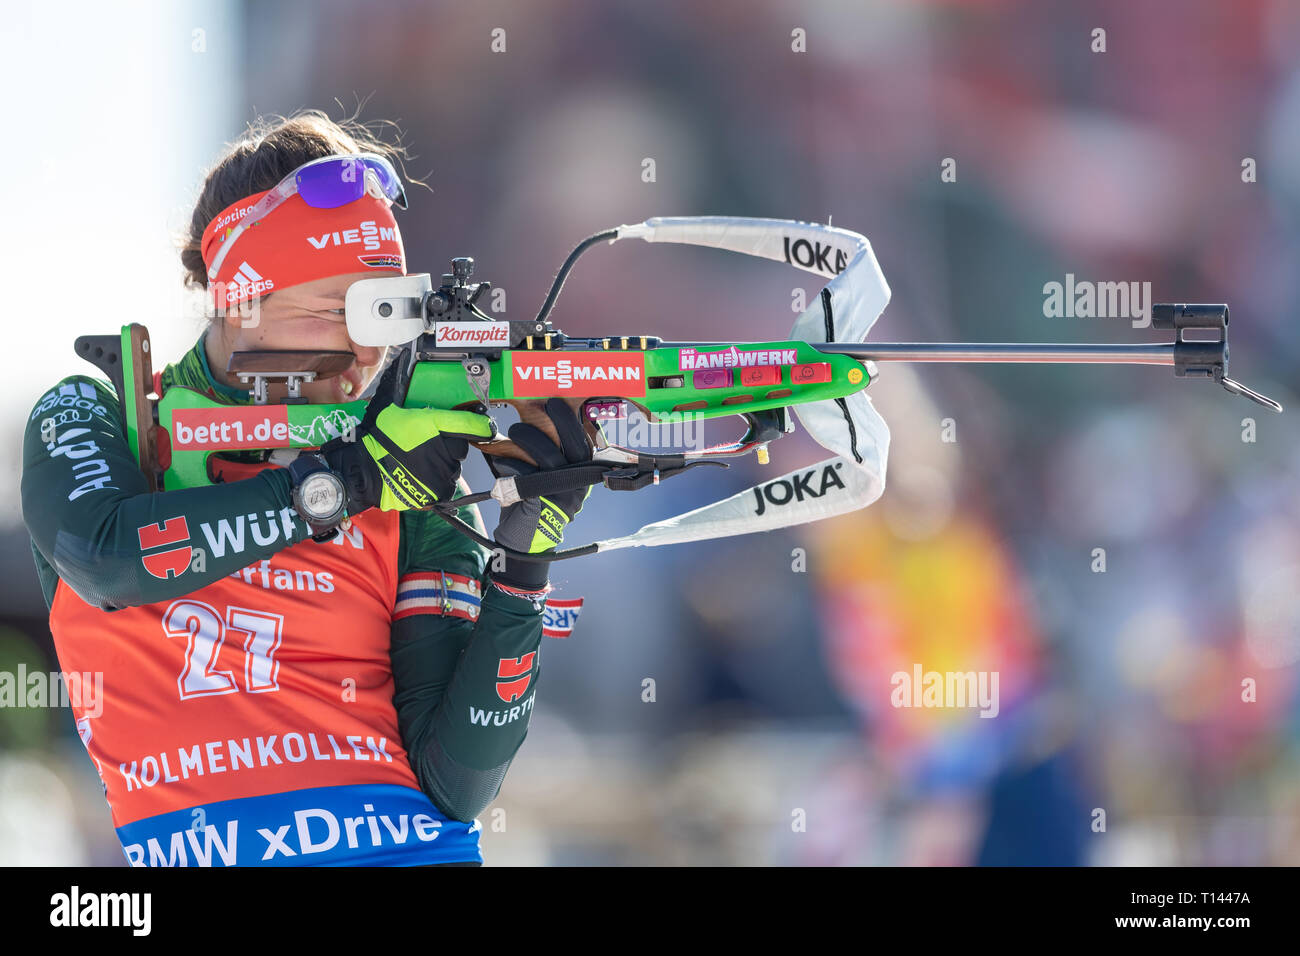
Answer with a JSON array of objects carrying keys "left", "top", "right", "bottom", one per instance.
[{"left": 20, "top": 111, "right": 590, "bottom": 866}]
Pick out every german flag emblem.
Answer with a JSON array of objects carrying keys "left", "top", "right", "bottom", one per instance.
[{"left": 357, "top": 254, "right": 403, "bottom": 269}]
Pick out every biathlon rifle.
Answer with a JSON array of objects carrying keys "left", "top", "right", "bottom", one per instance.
[{"left": 75, "top": 217, "right": 1283, "bottom": 563}]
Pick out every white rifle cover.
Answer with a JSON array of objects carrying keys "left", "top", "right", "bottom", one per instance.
[{"left": 596, "top": 217, "right": 891, "bottom": 551}]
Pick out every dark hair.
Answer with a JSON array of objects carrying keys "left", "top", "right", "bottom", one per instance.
[{"left": 179, "top": 107, "right": 418, "bottom": 296}]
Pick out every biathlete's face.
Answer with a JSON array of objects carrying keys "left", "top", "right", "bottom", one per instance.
[{"left": 221, "top": 271, "right": 397, "bottom": 404}]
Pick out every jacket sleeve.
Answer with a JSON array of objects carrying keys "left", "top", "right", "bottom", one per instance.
[
  {"left": 21, "top": 375, "right": 314, "bottom": 610},
  {"left": 390, "top": 497, "right": 547, "bottom": 823}
]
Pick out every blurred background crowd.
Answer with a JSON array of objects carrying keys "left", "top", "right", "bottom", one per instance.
[{"left": 1, "top": 0, "right": 1297, "bottom": 865}]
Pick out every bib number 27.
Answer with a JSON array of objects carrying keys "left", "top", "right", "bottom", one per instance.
[{"left": 161, "top": 600, "right": 284, "bottom": 700}]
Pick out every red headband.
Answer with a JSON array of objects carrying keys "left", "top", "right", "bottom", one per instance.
[{"left": 200, "top": 190, "right": 406, "bottom": 311}]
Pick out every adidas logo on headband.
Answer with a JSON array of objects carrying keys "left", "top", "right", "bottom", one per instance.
[{"left": 220, "top": 261, "right": 275, "bottom": 304}]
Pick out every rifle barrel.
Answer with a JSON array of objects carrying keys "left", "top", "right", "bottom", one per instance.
[
  {"left": 813, "top": 342, "right": 1175, "bottom": 365},
  {"left": 655, "top": 341, "right": 1177, "bottom": 366}
]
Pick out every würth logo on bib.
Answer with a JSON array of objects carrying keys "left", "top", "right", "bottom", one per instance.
[
  {"left": 172, "top": 406, "right": 291, "bottom": 450},
  {"left": 512, "top": 354, "right": 645, "bottom": 397}
]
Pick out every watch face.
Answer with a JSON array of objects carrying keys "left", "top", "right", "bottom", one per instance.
[{"left": 299, "top": 472, "right": 345, "bottom": 520}]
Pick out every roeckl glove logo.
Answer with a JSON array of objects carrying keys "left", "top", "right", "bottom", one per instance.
[
  {"left": 138, "top": 517, "right": 192, "bottom": 579},
  {"left": 536, "top": 504, "right": 566, "bottom": 546},
  {"left": 496, "top": 652, "right": 536, "bottom": 702},
  {"left": 387, "top": 464, "right": 431, "bottom": 508}
]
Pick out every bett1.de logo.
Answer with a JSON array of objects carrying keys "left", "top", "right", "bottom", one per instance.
[{"left": 171, "top": 406, "right": 291, "bottom": 450}]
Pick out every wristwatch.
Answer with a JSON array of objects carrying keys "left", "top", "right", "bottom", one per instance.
[{"left": 288, "top": 453, "right": 347, "bottom": 541}]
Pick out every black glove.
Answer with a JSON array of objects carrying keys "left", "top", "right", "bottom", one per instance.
[
  {"left": 322, "top": 348, "right": 495, "bottom": 513},
  {"left": 483, "top": 398, "right": 593, "bottom": 592}
]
